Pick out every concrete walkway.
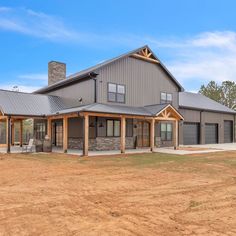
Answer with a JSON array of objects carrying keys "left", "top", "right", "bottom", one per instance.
[
  {"left": 155, "top": 147, "right": 224, "bottom": 155},
  {"left": 155, "top": 143, "right": 236, "bottom": 155}
]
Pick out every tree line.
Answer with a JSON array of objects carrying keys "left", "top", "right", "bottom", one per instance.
[{"left": 199, "top": 81, "right": 236, "bottom": 110}]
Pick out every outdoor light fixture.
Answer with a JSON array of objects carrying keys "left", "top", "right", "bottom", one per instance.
[{"left": 89, "top": 122, "right": 95, "bottom": 128}]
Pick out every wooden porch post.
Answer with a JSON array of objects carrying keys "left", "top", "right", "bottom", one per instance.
[
  {"left": 47, "top": 118, "right": 52, "bottom": 139},
  {"left": 20, "top": 120, "right": 23, "bottom": 147},
  {"left": 63, "top": 116, "right": 68, "bottom": 153},
  {"left": 174, "top": 120, "right": 179, "bottom": 149},
  {"left": 11, "top": 119, "right": 14, "bottom": 145},
  {"left": 120, "top": 116, "right": 126, "bottom": 153},
  {"left": 6, "top": 117, "right": 11, "bottom": 153},
  {"left": 83, "top": 114, "right": 89, "bottom": 156},
  {"left": 150, "top": 118, "right": 155, "bottom": 152}
]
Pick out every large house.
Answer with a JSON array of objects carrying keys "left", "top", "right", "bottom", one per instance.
[{"left": 0, "top": 45, "right": 235, "bottom": 155}]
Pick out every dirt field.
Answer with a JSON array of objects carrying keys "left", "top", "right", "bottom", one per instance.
[{"left": 0, "top": 151, "right": 235, "bottom": 236}]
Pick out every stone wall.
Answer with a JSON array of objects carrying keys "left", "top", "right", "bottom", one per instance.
[{"left": 68, "top": 137, "right": 135, "bottom": 151}]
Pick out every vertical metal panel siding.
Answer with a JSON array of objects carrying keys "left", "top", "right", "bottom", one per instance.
[
  {"left": 47, "top": 79, "right": 95, "bottom": 104},
  {"left": 97, "top": 57, "right": 179, "bottom": 107}
]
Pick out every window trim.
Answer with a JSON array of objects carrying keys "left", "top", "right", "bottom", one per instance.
[
  {"left": 107, "top": 82, "right": 126, "bottom": 103},
  {"left": 161, "top": 123, "right": 173, "bottom": 141},
  {"left": 160, "top": 92, "right": 173, "bottom": 104},
  {"left": 106, "top": 119, "right": 121, "bottom": 137}
]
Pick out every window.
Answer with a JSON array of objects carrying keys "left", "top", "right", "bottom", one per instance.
[
  {"left": 161, "top": 123, "right": 172, "bottom": 141},
  {"left": 108, "top": 83, "right": 125, "bottom": 103},
  {"left": 106, "top": 120, "right": 120, "bottom": 137},
  {"left": 35, "top": 122, "right": 46, "bottom": 140},
  {"left": 161, "top": 92, "right": 172, "bottom": 104}
]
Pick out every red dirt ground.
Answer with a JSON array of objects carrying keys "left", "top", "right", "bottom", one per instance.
[{"left": 0, "top": 151, "right": 235, "bottom": 235}]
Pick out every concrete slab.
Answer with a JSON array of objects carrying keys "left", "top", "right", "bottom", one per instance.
[
  {"left": 155, "top": 147, "right": 223, "bottom": 155},
  {"left": 184, "top": 143, "right": 236, "bottom": 151}
]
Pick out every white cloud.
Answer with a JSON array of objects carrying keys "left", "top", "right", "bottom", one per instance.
[
  {"left": 0, "top": 7, "right": 86, "bottom": 42},
  {"left": 146, "top": 31, "right": 236, "bottom": 86},
  {"left": 1, "top": 6, "right": 236, "bottom": 90}
]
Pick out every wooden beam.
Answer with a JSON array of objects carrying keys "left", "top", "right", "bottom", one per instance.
[
  {"left": 11, "top": 120, "right": 14, "bottom": 145},
  {"left": 0, "top": 116, "right": 7, "bottom": 120},
  {"left": 83, "top": 114, "right": 89, "bottom": 156},
  {"left": 48, "top": 113, "right": 79, "bottom": 120},
  {"left": 79, "top": 111, "right": 153, "bottom": 120},
  {"left": 6, "top": 117, "right": 11, "bottom": 153},
  {"left": 131, "top": 54, "right": 159, "bottom": 64},
  {"left": 47, "top": 118, "right": 52, "bottom": 140},
  {"left": 63, "top": 117, "right": 68, "bottom": 153},
  {"left": 155, "top": 117, "right": 177, "bottom": 121},
  {"left": 20, "top": 120, "right": 23, "bottom": 147},
  {"left": 150, "top": 119, "right": 155, "bottom": 152},
  {"left": 174, "top": 120, "right": 179, "bottom": 149},
  {"left": 120, "top": 116, "right": 126, "bottom": 153}
]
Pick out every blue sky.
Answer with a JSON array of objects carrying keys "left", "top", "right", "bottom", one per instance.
[{"left": 1, "top": 0, "right": 236, "bottom": 92}]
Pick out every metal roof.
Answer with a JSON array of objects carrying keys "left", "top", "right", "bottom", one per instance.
[
  {"left": 1, "top": 89, "right": 233, "bottom": 118},
  {"left": 179, "top": 92, "right": 236, "bottom": 114},
  {"left": 143, "top": 104, "right": 169, "bottom": 115},
  {"left": 34, "top": 45, "right": 184, "bottom": 94},
  {"left": 51, "top": 103, "right": 154, "bottom": 116},
  {"left": 49, "top": 102, "right": 184, "bottom": 117},
  {"left": 0, "top": 89, "right": 81, "bottom": 117}
]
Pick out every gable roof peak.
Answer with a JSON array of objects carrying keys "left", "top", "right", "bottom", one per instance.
[{"left": 35, "top": 45, "right": 184, "bottom": 93}]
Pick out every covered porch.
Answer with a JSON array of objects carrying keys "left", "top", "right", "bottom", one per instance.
[
  {"left": 45, "top": 104, "right": 183, "bottom": 156},
  {"left": 0, "top": 102, "right": 183, "bottom": 156}
]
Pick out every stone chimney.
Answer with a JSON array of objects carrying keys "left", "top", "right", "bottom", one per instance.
[{"left": 48, "top": 61, "right": 66, "bottom": 86}]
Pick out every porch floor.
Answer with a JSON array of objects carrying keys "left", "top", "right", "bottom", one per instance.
[
  {"left": 0, "top": 146, "right": 152, "bottom": 156},
  {"left": 0, "top": 144, "right": 232, "bottom": 156}
]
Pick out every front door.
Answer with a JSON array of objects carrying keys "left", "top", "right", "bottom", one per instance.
[
  {"left": 137, "top": 121, "right": 150, "bottom": 147},
  {"left": 52, "top": 120, "right": 63, "bottom": 147}
]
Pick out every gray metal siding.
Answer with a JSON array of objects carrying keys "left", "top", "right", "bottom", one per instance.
[
  {"left": 179, "top": 108, "right": 235, "bottom": 145},
  {"left": 47, "top": 79, "right": 95, "bottom": 105},
  {"left": 96, "top": 56, "right": 179, "bottom": 107}
]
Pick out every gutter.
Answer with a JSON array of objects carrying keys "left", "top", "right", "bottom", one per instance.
[{"left": 179, "top": 106, "right": 236, "bottom": 115}]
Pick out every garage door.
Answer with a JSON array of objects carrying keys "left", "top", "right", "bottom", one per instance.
[
  {"left": 183, "top": 122, "right": 200, "bottom": 145},
  {"left": 205, "top": 123, "right": 218, "bottom": 144},
  {"left": 224, "top": 121, "right": 233, "bottom": 143}
]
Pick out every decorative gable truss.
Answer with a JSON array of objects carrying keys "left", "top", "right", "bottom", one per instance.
[
  {"left": 131, "top": 47, "right": 160, "bottom": 64},
  {"left": 156, "top": 105, "right": 184, "bottom": 121}
]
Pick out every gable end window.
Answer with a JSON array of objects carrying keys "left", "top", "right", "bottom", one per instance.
[
  {"left": 108, "top": 83, "right": 125, "bottom": 103},
  {"left": 161, "top": 92, "right": 172, "bottom": 104}
]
